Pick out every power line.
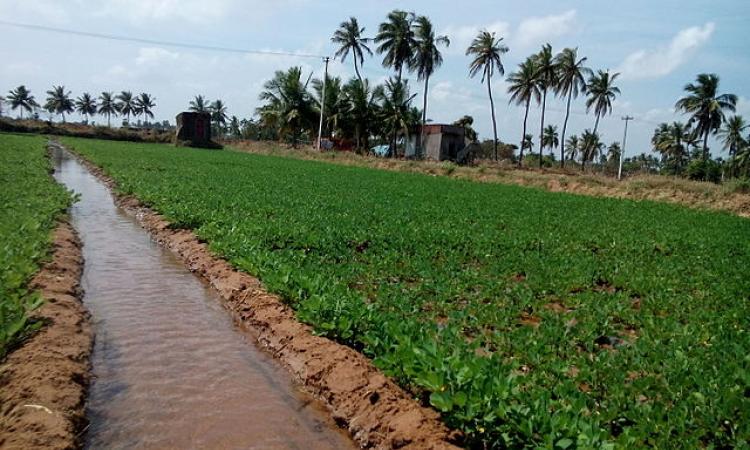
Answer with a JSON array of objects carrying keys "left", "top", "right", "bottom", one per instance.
[
  {"left": 0, "top": 20, "right": 327, "bottom": 59},
  {"left": 3, "top": 19, "right": 680, "bottom": 136}
]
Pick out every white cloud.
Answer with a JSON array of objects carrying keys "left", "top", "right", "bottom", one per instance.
[
  {"left": 515, "top": 10, "right": 578, "bottom": 49},
  {"left": 441, "top": 21, "right": 511, "bottom": 56},
  {"left": 429, "top": 80, "right": 485, "bottom": 124},
  {"left": 95, "top": 0, "right": 235, "bottom": 24},
  {"left": 135, "top": 47, "right": 180, "bottom": 66},
  {"left": 441, "top": 11, "right": 577, "bottom": 56},
  {"left": 0, "top": 0, "right": 72, "bottom": 23},
  {"left": 617, "top": 22, "right": 715, "bottom": 80},
  {"left": 431, "top": 81, "right": 454, "bottom": 102}
]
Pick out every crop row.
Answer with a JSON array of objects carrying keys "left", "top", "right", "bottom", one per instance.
[
  {"left": 0, "top": 134, "right": 73, "bottom": 357},
  {"left": 63, "top": 137, "right": 749, "bottom": 449}
]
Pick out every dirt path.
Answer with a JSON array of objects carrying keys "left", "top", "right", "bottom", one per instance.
[
  {"left": 56, "top": 141, "right": 460, "bottom": 449},
  {"left": 0, "top": 222, "right": 92, "bottom": 450}
]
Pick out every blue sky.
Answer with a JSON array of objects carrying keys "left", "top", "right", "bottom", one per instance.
[{"left": 0, "top": 0, "right": 748, "bottom": 157}]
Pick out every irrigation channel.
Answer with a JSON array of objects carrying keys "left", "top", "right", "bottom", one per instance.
[{"left": 51, "top": 146, "right": 355, "bottom": 449}]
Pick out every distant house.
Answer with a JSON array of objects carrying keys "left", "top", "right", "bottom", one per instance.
[{"left": 406, "top": 124, "right": 467, "bottom": 161}]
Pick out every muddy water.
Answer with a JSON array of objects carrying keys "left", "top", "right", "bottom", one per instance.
[{"left": 51, "top": 147, "right": 354, "bottom": 450}]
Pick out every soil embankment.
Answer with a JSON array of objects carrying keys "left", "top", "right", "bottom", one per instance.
[
  {"left": 0, "top": 222, "right": 92, "bottom": 450},
  {"left": 57, "top": 140, "right": 460, "bottom": 449}
]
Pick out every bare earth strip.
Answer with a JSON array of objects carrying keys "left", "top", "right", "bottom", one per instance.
[
  {"left": 59, "top": 141, "right": 460, "bottom": 449},
  {"left": 0, "top": 222, "right": 92, "bottom": 450}
]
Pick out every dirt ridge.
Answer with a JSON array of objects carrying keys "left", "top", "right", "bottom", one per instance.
[
  {"left": 0, "top": 221, "right": 92, "bottom": 450},
  {"left": 57, "top": 141, "right": 460, "bottom": 449}
]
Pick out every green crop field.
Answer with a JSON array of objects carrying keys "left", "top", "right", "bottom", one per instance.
[
  {"left": 0, "top": 134, "right": 73, "bottom": 357},
  {"left": 62, "top": 137, "right": 749, "bottom": 449}
]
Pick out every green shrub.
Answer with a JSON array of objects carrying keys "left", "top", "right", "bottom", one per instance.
[{"left": 686, "top": 159, "right": 722, "bottom": 183}]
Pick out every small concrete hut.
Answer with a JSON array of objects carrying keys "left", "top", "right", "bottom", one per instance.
[
  {"left": 406, "top": 124, "right": 467, "bottom": 161},
  {"left": 175, "top": 112, "right": 219, "bottom": 148}
]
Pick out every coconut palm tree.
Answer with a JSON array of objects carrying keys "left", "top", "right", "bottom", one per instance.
[
  {"left": 376, "top": 77, "right": 418, "bottom": 156},
  {"left": 343, "top": 78, "right": 379, "bottom": 151},
  {"left": 332, "top": 17, "right": 373, "bottom": 85},
  {"left": 542, "top": 125, "right": 559, "bottom": 157},
  {"left": 586, "top": 70, "right": 620, "bottom": 134},
  {"left": 189, "top": 95, "right": 210, "bottom": 113},
  {"left": 718, "top": 115, "right": 747, "bottom": 159},
  {"left": 116, "top": 91, "right": 136, "bottom": 125},
  {"left": 580, "top": 129, "right": 603, "bottom": 171},
  {"left": 375, "top": 10, "right": 417, "bottom": 82},
  {"left": 452, "top": 115, "right": 478, "bottom": 142},
  {"left": 75, "top": 92, "right": 97, "bottom": 124},
  {"left": 554, "top": 47, "right": 591, "bottom": 166},
  {"left": 44, "top": 86, "right": 74, "bottom": 122},
  {"left": 675, "top": 74, "right": 737, "bottom": 162},
  {"left": 209, "top": 99, "right": 228, "bottom": 133},
  {"left": 411, "top": 15, "right": 449, "bottom": 158},
  {"left": 507, "top": 57, "right": 541, "bottom": 166},
  {"left": 228, "top": 116, "right": 241, "bottom": 139},
  {"left": 98, "top": 92, "right": 118, "bottom": 127},
  {"left": 652, "top": 122, "right": 692, "bottom": 173},
  {"left": 534, "top": 44, "right": 558, "bottom": 168},
  {"left": 607, "top": 142, "right": 621, "bottom": 163},
  {"left": 565, "top": 135, "right": 579, "bottom": 162},
  {"left": 467, "top": 30, "right": 509, "bottom": 161},
  {"left": 522, "top": 134, "right": 534, "bottom": 157},
  {"left": 0, "top": 97, "right": 5, "bottom": 117},
  {"left": 134, "top": 93, "right": 156, "bottom": 122},
  {"left": 256, "top": 66, "right": 316, "bottom": 148},
  {"left": 6, "top": 85, "right": 39, "bottom": 120},
  {"left": 733, "top": 144, "right": 750, "bottom": 178}
]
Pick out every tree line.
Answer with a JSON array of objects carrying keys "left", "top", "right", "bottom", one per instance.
[
  {"left": 2, "top": 86, "right": 156, "bottom": 127},
  {"left": 249, "top": 10, "right": 626, "bottom": 165}
]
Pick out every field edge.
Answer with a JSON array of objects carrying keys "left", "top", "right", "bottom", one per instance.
[{"left": 0, "top": 220, "right": 93, "bottom": 449}]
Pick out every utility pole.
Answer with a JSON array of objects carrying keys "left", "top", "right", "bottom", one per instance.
[
  {"left": 316, "top": 56, "right": 330, "bottom": 151},
  {"left": 619, "top": 116, "right": 633, "bottom": 180}
]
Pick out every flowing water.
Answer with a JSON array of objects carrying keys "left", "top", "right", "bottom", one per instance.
[{"left": 51, "top": 146, "right": 353, "bottom": 449}]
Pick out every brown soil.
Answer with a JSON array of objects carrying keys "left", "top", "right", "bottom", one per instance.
[
  {"left": 229, "top": 140, "right": 750, "bottom": 219},
  {"left": 0, "top": 222, "right": 92, "bottom": 450},
  {"left": 63, "top": 143, "right": 460, "bottom": 449}
]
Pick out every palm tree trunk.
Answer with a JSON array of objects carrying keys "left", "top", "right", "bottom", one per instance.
[
  {"left": 561, "top": 92, "right": 572, "bottom": 168},
  {"left": 487, "top": 75, "right": 498, "bottom": 161},
  {"left": 702, "top": 131, "right": 709, "bottom": 162},
  {"left": 593, "top": 114, "right": 601, "bottom": 135},
  {"left": 354, "top": 58, "right": 363, "bottom": 86},
  {"left": 539, "top": 88, "right": 547, "bottom": 168},
  {"left": 421, "top": 76, "right": 429, "bottom": 159},
  {"left": 107, "top": 113, "right": 111, "bottom": 128},
  {"left": 519, "top": 98, "right": 530, "bottom": 167},
  {"left": 391, "top": 119, "right": 397, "bottom": 158}
]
